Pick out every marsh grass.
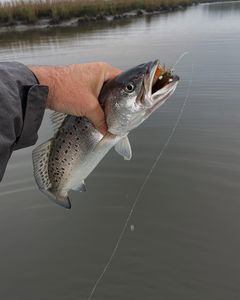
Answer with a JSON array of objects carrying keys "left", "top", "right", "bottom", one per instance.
[{"left": 0, "top": 0, "right": 193, "bottom": 25}]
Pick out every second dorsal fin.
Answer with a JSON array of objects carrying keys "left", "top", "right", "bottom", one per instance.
[
  {"left": 50, "top": 111, "right": 67, "bottom": 134},
  {"left": 32, "top": 139, "right": 53, "bottom": 190}
]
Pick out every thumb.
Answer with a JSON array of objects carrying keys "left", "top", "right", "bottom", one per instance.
[
  {"left": 85, "top": 100, "right": 107, "bottom": 135},
  {"left": 103, "top": 64, "right": 122, "bottom": 82}
]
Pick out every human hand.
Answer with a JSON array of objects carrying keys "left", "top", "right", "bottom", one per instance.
[{"left": 29, "top": 62, "right": 121, "bottom": 134}]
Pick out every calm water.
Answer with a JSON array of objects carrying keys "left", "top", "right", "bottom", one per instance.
[{"left": 0, "top": 2, "right": 240, "bottom": 299}]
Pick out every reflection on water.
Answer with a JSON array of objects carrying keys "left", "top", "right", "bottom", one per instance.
[
  {"left": 0, "top": 2, "right": 240, "bottom": 300},
  {"left": 0, "top": 18, "right": 133, "bottom": 46},
  {"left": 203, "top": 0, "right": 240, "bottom": 15},
  {"left": 0, "top": 9, "right": 190, "bottom": 64}
]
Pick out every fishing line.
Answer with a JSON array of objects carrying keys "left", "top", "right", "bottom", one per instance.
[
  {"left": 87, "top": 62, "right": 194, "bottom": 300},
  {"left": 171, "top": 51, "right": 189, "bottom": 72}
]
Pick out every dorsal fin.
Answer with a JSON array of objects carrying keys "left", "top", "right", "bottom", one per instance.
[{"left": 50, "top": 111, "right": 67, "bottom": 134}]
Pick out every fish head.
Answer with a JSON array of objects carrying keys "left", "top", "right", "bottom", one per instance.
[{"left": 99, "top": 60, "right": 179, "bottom": 136}]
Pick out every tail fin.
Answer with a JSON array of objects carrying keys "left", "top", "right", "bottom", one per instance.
[{"left": 42, "top": 189, "right": 71, "bottom": 209}]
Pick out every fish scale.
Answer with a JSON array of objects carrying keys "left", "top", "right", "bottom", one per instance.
[{"left": 48, "top": 115, "right": 103, "bottom": 193}]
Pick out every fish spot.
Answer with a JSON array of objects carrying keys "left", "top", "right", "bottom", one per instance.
[
  {"left": 55, "top": 158, "right": 59, "bottom": 161},
  {"left": 85, "top": 126, "right": 88, "bottom": 129},
  {"left": 65, "top": 150, "right": 68, "bottom": 154}
]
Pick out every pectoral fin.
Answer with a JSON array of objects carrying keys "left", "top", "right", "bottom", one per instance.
[{"left": 114, "top": 136, "right": 132, "bottom": 160}]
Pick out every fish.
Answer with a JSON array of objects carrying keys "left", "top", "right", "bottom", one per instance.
[{"left": 32, "top": 60, "right": 179, "bottom": 209}]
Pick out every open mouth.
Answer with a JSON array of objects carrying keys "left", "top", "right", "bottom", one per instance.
[
  {"left": 136, "top": 60, "right": 179, "bottom": 106},
  {"left": 150, "top": 60, "right": 179, "bottom": 96},
  {"left": 141, "top": 60, "right": 179, "bottom": 115},
  {"left": 152, "top": 69, "right": 178, "bottom": 94}
]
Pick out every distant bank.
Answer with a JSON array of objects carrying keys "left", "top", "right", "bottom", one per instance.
[{"left": 0, "top": 0, "right": 238, "bottom": 32}]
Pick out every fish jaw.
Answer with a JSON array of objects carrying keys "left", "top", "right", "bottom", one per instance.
[
  {"left": 144, "top": 75, "right": 179, "bottom": 119},
  {"left": 144, "top": 60, "right": 179, "bottom": 109}
]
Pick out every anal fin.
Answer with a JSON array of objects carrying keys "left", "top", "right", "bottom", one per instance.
[
  {"left": 42, "top": 189, "right": 71, "bottom": 209},
  {"left": 72, "top": 181, "right": 87, "bottom": 192}
]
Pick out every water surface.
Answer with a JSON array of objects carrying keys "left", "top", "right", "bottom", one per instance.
[{"left": 0, "top": 2, "right": 240, "bottom": 299}]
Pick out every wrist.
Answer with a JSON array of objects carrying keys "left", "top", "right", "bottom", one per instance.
[{"left": 29, "top": 65, "right": 60, "bottom": 109}]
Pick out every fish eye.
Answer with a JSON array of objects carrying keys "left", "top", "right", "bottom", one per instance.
[{"left": 125, "top": 82, "right": 135, "bottom": 93}]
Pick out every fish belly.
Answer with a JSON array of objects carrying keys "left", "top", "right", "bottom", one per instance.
[{"left": 65, "top": 134, "right": 121, "bottom": 192}]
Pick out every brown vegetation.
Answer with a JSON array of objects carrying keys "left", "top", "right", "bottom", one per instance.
[{"left": 0, "top": 0, "right": 193, "bottom": 25}]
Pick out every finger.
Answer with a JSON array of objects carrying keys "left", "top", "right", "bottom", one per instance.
[{"left": 85, "top": 103, "right": 107, "bottom": 135}]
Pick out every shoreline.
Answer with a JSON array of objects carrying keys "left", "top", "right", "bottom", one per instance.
[
  {"left": 0, "top": 0, "right": 238, "bottom": 33},
  {"left": 0, "top": 7, "right": 190, "bottom": 33}
]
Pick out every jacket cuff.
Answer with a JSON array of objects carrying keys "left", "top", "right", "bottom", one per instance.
[
  {"left": 7, "top": 62, "right": 49, "bottom": 150},
  {"left": 14, "top": 84, "right": 49, "bottom": 150},
  {"left": 0, "top": 62, "right": 49, "bottom": 181}
]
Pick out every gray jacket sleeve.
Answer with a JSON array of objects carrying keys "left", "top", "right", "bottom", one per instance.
[{"left": 0, "top": 62, "right": 49, "bottom": 181}]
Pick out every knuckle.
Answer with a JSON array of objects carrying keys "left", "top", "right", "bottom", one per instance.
[{"left": 97, "top": 61, "right": 109, "bottom": 70}]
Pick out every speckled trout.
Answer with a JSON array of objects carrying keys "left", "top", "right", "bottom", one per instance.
[{"left": 32, "top": 60, "right": 179, "bottom": 209}]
